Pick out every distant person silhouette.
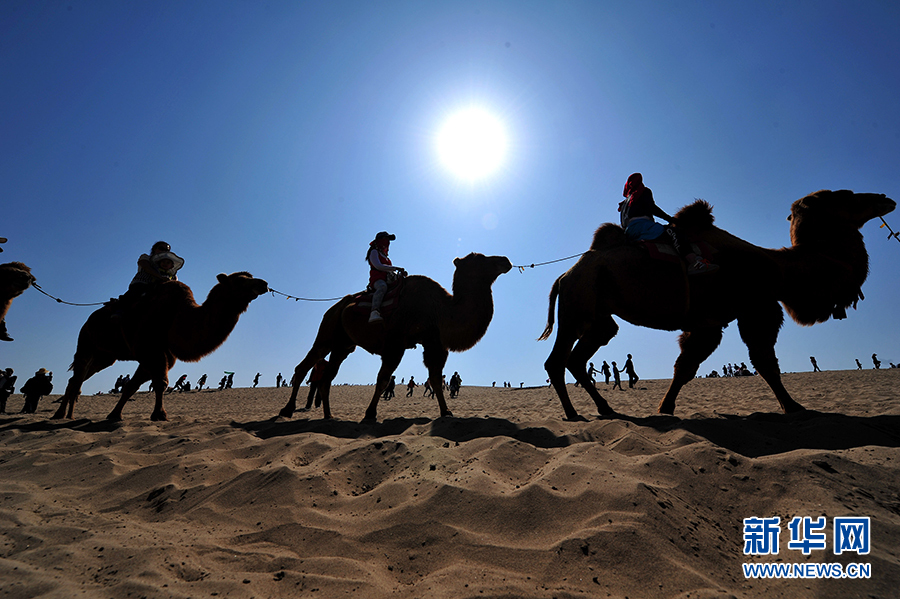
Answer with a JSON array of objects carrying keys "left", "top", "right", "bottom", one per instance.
[
  {"left": 623, "top": 354, "right": 639, "bottom": 388},
  {"left": 382, "top": 375, "right": 396, "bottom": 400},
  {"left": 611, "top": 362, "right": 623, "bottom": 390}
]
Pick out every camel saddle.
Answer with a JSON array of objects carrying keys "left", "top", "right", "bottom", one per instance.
[
  {"left": 637, "top": 238, "right": 716, "bottom": 266},
  {"left": 348, "top": 279, "right": 405, "bottom": 318}
]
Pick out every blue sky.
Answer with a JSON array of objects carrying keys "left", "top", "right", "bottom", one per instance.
[{"left": 2, "top": 1, "right": 898, "bottom": 402}]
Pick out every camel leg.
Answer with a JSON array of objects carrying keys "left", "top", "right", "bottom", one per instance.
[
  {"left": 422, "top": 342, "right": 452, "bottom": 418},
  {"left": 278, "top": 345, "right": 348, "bottom": 418},
  {"left": 363, "top": 349, "right": 405, "bottom": 422},
  {"left": 52, "top": 352, "right": 117, "bottom": 420},
  {"left": 658, "top": 327, "right": 723, "bottom": 415},
  {"left": 302, "top": 382, "right": 318, "bottom": 411},
  {"left": 149, "top": 364, "right": 173, "bottom": 421},
  {"left": 544, "top": 322, "right": 588, "bottom": 421},
  {"left": 280, "top": 347, "right": 330, "bottom": 418},
  {"left": 738, "top": 307, "right": 805, "bottom": 414},
  {"left": 316, "top": 347, "right": 352, "bottom": 420},
  {"left": 567, "top": 318, "right": 618, "bottom": 416},
  {"left": 53, "top": 372, "right": 87, "bottom": 420},
  {"left": 106, "top": 364, "right": 153, "bottom": 421}
]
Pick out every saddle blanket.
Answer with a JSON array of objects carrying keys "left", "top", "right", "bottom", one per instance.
[
  {"left": 639, "top": 239, "right": 715, "bottom": 264},
  {"left": 348, "top": 280, "right": 404, "bottom": 315}
]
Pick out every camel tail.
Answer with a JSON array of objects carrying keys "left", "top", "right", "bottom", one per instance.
[{"left": 538, "top": 275, "right": 562, "bottom": 341}]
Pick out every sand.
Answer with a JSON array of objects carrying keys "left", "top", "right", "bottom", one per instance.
[{"left": 1, "top": 369, "right": 898, "bottom": 598}]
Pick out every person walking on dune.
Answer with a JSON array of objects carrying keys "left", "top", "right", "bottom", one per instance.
[
  {"left": 20, "top": 368, "right": 53, "bottom": 414},
  {"left": 611, "top": 362, "right": 623, "bottom": 390},
  {"left": 623, "top": 354, "right": 639, "bottom": 389}
]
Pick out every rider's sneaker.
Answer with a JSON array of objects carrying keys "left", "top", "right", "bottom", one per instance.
[
  {"left": 687, "top": 258, "right": 719, "bottom": 275},
  {"left": 368, "top": 310, "right": 383, "bottom": 323}
]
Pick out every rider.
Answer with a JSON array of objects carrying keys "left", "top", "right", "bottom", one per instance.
[
  {"left": 618, "top": 173, "right": 718, "bottom": 275},
  {"left": 367, "top": 231, "right": 406, "bottom": 323},
  {"left": 113, "top": 241, "right": 184, "bottom": 316},
  {"left": 131, "top": 241, "right": 184, "bottom": 289}
]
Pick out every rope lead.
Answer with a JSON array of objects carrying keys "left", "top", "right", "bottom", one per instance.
[
  {"left": 267, "top": 288, "right": 344, "bottom": 302},
  {"left": 31, "top": 283, "right": 106, "bottom": 307},
  {"left": 31, "top": 250, "right": 589, "bottom": 308},
  {"left": 513, "top": 252, "right": 585, "bottom": 273},
  {"left": 879, "top": 217, "right": 900, "bottom": 244}
]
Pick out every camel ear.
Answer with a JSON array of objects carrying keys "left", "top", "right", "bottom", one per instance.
[
  {"left": 217, "top": 273, "right": 227, "bottom": 284},
  {"left": 789, "top": 197, "right": 812, "bottom": 222},
  {"left": 453, "top": 257, "right": 460, "bottom": 267}
]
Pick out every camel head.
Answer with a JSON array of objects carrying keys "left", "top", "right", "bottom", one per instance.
[
  {"left": 788, "top": 190, "right": 896, "bottom": 246},
  {"left": 452, "top": 253, "right": 513, "bottom": 287},
  {"left": 782, "top": 190, "right": 895, "bottom": 325},
  {"left": 208, "top": 271, "right": 269, "bottom": 311}
]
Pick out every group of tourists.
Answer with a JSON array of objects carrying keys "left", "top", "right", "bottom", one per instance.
[{"left": 0, "top": 367, "right": 52, "bottom": 414}]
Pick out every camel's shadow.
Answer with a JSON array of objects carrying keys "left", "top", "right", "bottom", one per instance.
[
  {"left": 630, "top": 410, "right": 900, "bottom": 458},
  {"left": 3, "top": 410, "right": 897, "bottom": 459},
  {"left": 0, "top": 415, "right": 123, "bottom": 434},
  {"left": 234, "top": 416, "right": 433, "bottom": 442},
  {"left": 234, "top": 416, "right": 573, "bottom": 449},
  {"left": 233, "top": 410, "right": 900, "bottom": 457}
]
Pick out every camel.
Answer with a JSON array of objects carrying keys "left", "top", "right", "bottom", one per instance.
[
  {"left": 278, "top": 253, "right": 512, "bottom": 421},
  {"left": 540, "top": 189, "right": 895, "bottom": 419},
  {"left": 0, "top": 262, "right": 35, "bottom": 340},
  {"left": 52, "top": 271, "right": 269, "bottom": 421}
]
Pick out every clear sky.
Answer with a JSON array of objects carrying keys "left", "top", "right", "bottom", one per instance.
[{"left": 2, "top": 1, "right": 899, "bottom": 401}]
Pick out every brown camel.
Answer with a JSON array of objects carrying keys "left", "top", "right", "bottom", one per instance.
[
  {"left": 0, "top": 262, "right": 35, "bottom": 341},
  {"left": 540, "top": 189, "right": 895, "bottom": 420},
  {"left": 278, "top": 253, "right": 512, "bottom": 421},
  {"left": 52, "top": 271, "right": 268, "bottom": 421}
]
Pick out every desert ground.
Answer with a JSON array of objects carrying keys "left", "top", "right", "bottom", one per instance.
[{"left": 1, "top": 368, "right": 898, "bottom": 598}]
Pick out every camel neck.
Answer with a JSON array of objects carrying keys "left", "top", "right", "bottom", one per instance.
[
  {"left": 169, "top": 291, "right": 246, "bottom": 362},
  {"left": 779, "top": 230, "right": 869, "bottom": 325},
  {"left": 444, "top": 274, "right": 496, "bottom": 352}
]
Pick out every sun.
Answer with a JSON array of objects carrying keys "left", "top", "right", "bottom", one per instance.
[{"left": 436, "top": 108, "right": 507, "bottom": 181}]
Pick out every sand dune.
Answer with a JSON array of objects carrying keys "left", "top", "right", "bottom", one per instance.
[{"left": 1, "top": 369, "right": 898, "bottom": 598}]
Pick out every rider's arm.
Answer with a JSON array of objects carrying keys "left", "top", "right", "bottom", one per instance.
[
  {"left": 368, "top": 249, "right": 399, "bottom": 273},
  {"left": 137, "top": 256, "right": 168, "bottom": 281}
]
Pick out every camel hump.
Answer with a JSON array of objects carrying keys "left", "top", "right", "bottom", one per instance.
[
  {"left": 673, "top": 200, "right": 715, "bottom": 233},
  {"left": 153, "top": 280, "right": 194, "bottom": 304},
  {"left": 590, "top": 223, "right": 627, "bottom": 250},
  {"left": 1, "top": 261, "right": 32, "bottom": 274}
]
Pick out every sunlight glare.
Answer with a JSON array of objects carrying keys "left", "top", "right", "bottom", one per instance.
[{"left": 436, "top": 108, "right": 507, "bottom": 181}]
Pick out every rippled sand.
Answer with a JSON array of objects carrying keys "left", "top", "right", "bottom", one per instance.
[{"left": 1, "top": 369, "right": 898, "bottom": 598}]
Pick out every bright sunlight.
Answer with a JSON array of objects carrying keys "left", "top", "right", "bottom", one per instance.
[{"left": 436, "top": 108, "right": 507, "bottom": 181}]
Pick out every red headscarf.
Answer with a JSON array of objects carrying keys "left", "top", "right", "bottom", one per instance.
[{"left": 623, "top": 173, "right": 644, "bottom": 198}]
